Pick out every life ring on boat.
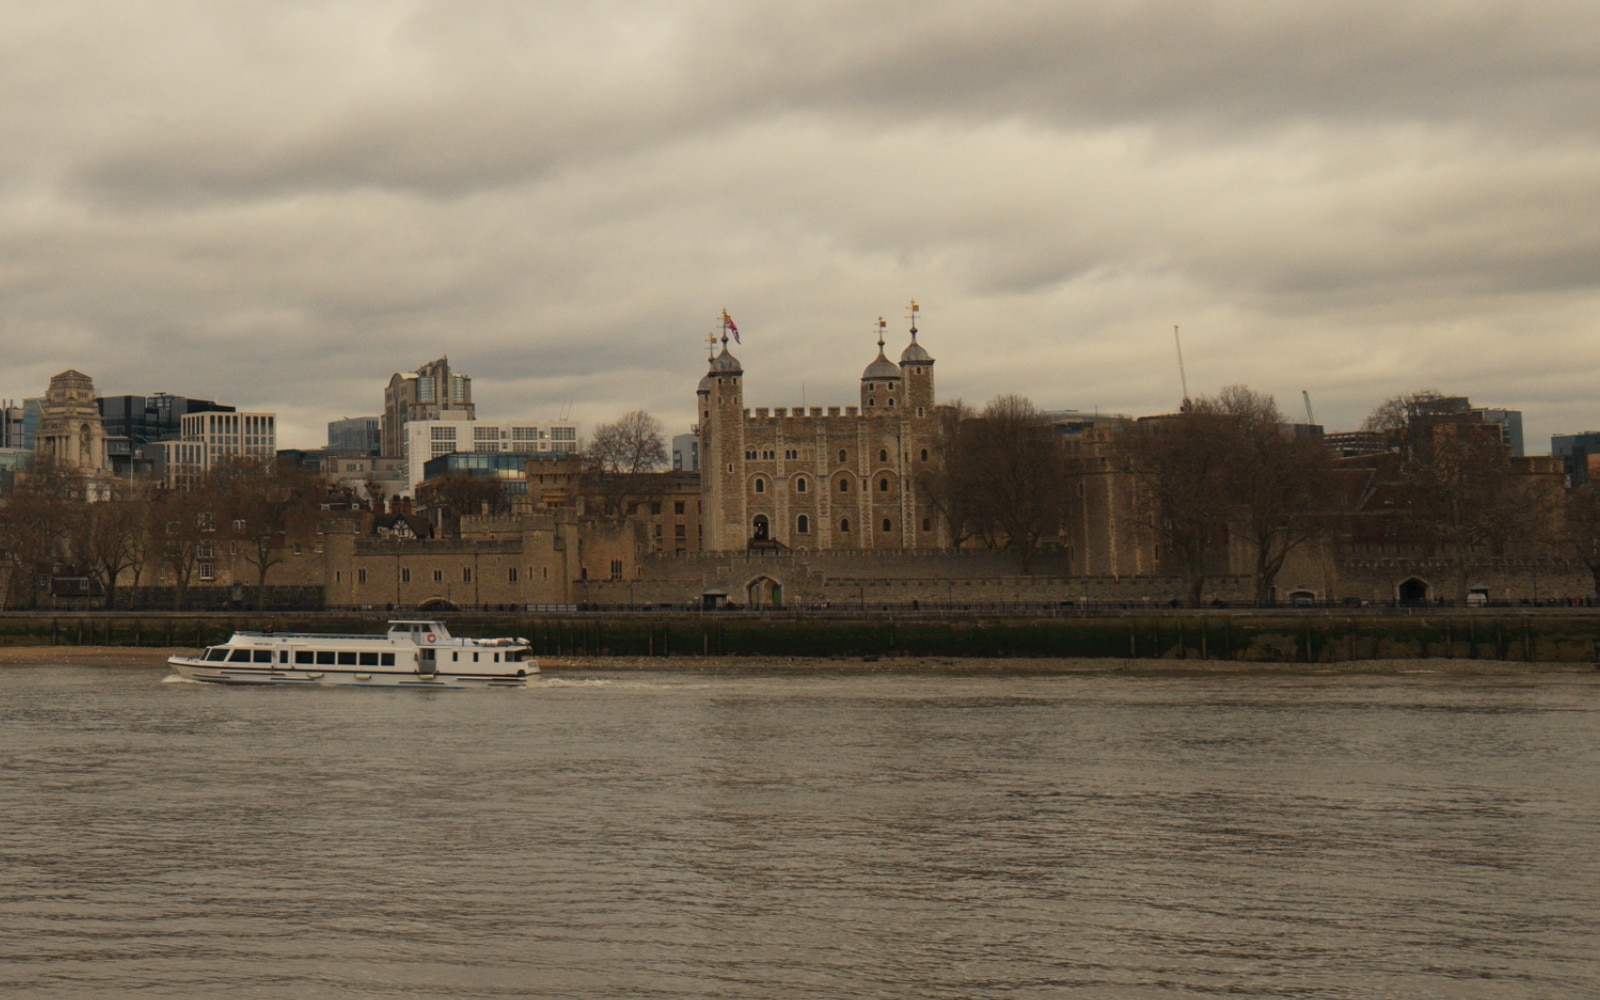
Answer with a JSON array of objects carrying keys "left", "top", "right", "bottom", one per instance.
[{"left": 425, "top": 633, "right": 437, "bottom": 644}]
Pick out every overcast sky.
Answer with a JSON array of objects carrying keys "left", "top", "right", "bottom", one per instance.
[{"left": 4, "top": 2, "right": 1599, "bottom": 452}]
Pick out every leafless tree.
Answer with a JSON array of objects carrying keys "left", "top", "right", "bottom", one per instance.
[
  {"left": 1213, "top": 386, "right": 1333, "bottom": 605},
  {"left": 1564, "top": 485, "right": 1600, "bottom": 597},
  {"left": 213, "top": 459, "right": 325, "bottom": 607},
  {"left": 583, "top": 409, "right": 668, "bottom": 516},
  {"left": 1119, "top": 404, "right": 1236, "bottom": 607},
  {"left": 0, "top": 458, "right": 88, "bottom": 609},
  {"left": 917, "top": 396, "right": 1071, "bottom": 569},
  {"left": 82, "top": 480, "right": 152, "bottom": 609}
]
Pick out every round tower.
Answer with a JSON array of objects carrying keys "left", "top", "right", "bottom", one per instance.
[{"left": 860, "top": 316, "right": 903, "bottom": 414}]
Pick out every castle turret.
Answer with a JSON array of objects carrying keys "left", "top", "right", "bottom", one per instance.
[
  {"left": 899, "top": 300, "right": 935, "bottom": 417},
  {"left": 860, "top": 316, "right": 903, "bottom": 414},
  {"left": 699, "top": 326, "right": 749, "bottom": 551}
]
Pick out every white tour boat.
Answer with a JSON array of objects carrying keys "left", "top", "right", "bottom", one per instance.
[{"left": 167, "top": 619, "right": 537, "bottom": 688}]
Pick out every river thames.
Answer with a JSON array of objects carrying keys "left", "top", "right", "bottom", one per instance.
[{"left": 3, "top": 659, "right": 1597, "bottom": 998}]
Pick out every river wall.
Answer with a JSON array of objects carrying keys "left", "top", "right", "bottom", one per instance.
[{"left": 6, "top": 611, "right": 1600, "bottom": 663}]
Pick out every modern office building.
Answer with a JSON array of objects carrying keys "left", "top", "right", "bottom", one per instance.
[
  {"left": 401, "top": 417, "right": 580, "bottom": 495},
  {"left": 328, "top": 416, "right": 381, "bottom": 455},
  {"left": 671, "top": 432, "right": 700, "bottom": 471},
  {"left": 382, "top": 356, "right": 474, "bottom": 458},
  {"left": 1552, "top": 431, "right": 1600, "bottom": 486}
]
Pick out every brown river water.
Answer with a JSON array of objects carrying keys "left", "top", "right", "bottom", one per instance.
[{"left": 2, "top": 658, "right": 1597, "bottom": 998}]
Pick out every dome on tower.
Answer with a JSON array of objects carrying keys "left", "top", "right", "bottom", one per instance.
[
  {"left": 899, "top": 335, "right": 932, "bottom": 365},
  {"left": 862, "top": 351, "right": 901, "bottom": 382},
  {"left": 708, "top": 346, "right": 743, "bottom": 375}
]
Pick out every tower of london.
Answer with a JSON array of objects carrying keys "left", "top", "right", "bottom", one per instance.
[{"left": 696, "top": 306, "right": 946, "bottom": 552}]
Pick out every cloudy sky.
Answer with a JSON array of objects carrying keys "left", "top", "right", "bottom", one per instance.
[{"left": 3, "top": 2, "right": 1599, "bottom": 452}]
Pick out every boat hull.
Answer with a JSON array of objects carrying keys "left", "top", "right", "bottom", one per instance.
[{"left": 167, "top": 657, "right": 531, "bottom": 688}]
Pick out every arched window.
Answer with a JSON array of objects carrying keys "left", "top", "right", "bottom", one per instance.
[
  {"left": 838, "top": 478, "right": 849, "bottom": 492},
  {"left": 882, "top": 519, "right": 892, "bottom": 532},
  {"left": 879, "top": 478, "right": 889, "bottom": 492},
  {"left": 922, "top": 518, "right": 931, "bottom": 532},
  {"left": 840, "top": 518, "right": 851, "bottom": 533},
  {"left": 879, "top": 448, "right": 888, "bottom": 461},
  {"left": 795, "top": 477, "right": 807, "bottom": 493},
  {"left": 797, "top": 514, "right": 810, "bottom": 534},
  {"left": 754, "top": 478, "right": 766, "bottom": 493},
  {"left": 838, "top": 449, "right": 847, "bottom": 463},
  {"left": 920, "top": 449, "right": 928, "bottom": 461},
  {"left": 887, "top": 398, "right": 895, "bottom": 407},
  {"left": 752, "top": 515, "right": 770, "bottom": 541}
]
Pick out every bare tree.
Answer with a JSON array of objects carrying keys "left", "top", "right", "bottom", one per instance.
[
  {"left": 1213, "top": 386, "right": 1333, "bottom": 605},
  {"left": 214, "top": 459, "right": 324, "bottom": 607},
  {"left": 1564, "top": 485, "right": 1600, "bottom": 597},
  {"left": 150, "top": 486, "right": 212, "bottom": 610},
  {"left": 582, "top": 410, "right": 668, "bottom": 516},
  {"left": 0, "top": 458, "right": 88, "bottom": 609},
  {"left": 915, "top": 400, "right": 979, "bottom": 548},
  {"left": 1119, "top": 405, "right": 1235, "bottom": 607},
  {"left": 81, "top": 480, "right": 152, "bottom": 610}
]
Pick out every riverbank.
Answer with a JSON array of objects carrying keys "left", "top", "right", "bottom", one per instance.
[{"left": 4, "top": 645, "right": 1595, "bottom": 677}]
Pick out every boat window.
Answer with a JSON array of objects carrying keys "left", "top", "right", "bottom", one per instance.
[
  {"left": 228, "top": 649, "right": 251, "bottom": 662},
  {"left": 205, "top": 648, "right": 227, "bottom": 661},
  {"left": 317, "top": 651, "right": 336, "bottom": 665},
  {"left": 381, "top": 653, "right": 395, "bottom": 666},
  {"left": 278, "top": 651, "right": 289, "bottom": 664},
  {"left": 452, "top": 652, "right": 459, "bottom": 662},
  {"left": 296, "top": 651, "right": 313, "bottom": 664},
  {"left": 359, "top": 652, "right": 379, "bottom": 666},
  {"left": 493, "top": 653, "right": 500, "bottom": 662},
  {"left": 253, "top": 650, "right": 273, "bottom": 663},
  {"left": 473, "top": 652, "right": 479, "bottom": 663},
  {"left": 338, "top": 652, "right": 357, "bottom": 665}
]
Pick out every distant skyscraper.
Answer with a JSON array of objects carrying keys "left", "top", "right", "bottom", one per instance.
[
  {"left": 382, "top": 356, "right": 474, "bottom": 458},
  {"left": 672, "top": 432, "right": 699, "bottom": 471},
  {"left": 328, "top": 416, "right": 381, "bottom": 455}
]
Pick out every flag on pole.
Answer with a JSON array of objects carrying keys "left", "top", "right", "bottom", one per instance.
[{"left": 723, "top": 309, "right": 741, "bottom": 344}]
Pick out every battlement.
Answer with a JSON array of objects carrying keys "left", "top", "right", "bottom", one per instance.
[{"left": 741, "top": 405, "right": 862, "bottom": 421}]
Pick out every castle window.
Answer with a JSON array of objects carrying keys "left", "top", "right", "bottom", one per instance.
[
  {"left": 745, "top": 449, "right": 757, "bottom": 460},
  {"left": 840, "top": 518, "right": 851, "bottom": 533},
  {"left": 795, "top": 477, "right": 808, "bottom": 493},
  {"left": 923, "top": 518, "right": 932, "bottom": 532},
  {"left": 882, "top": 519, "right": 892, "bottom": 532},
  {"left": 838, "top": 478, "right": 849, "bottom": 493},
  {"left": 762, "top": 450, "right": 774, "bottom": 460},
  {"left": 754, "top": 478, "right": 766, "bottom": 493},
  {"left": 887, "top": 398, "right": 895, "bottom": 407},
  {"left": 784, "top": 449, "right": 797, "bottom": 460},
  {"left": 917, "top": 407, "right": 925, "bottom": 417},
  {"left": 797, "top": 514, "right": 810, "bottom": 534},
  {"left": 920, "top": 449, "right": 928, "bottom": 461},
  {"left": 509, "top": 567, "right": 519, "bottom": 582},
  {"left": 463, "top": 567, "right": 472, "bottom": 583},
  {"left": 610, "top": 559, "right": 623, "bottom": 581},
  {"left": 675, "top": 500, "right": 685, "bottom": 514},
  {"left": 433, "top": 569, "right": 443, "bottom": 583},
  {"left": 867, "top": 399, "right": 875, "bottom": 407},
  {"left": 879, "top": 448, "right": 888, "bottom": 461},
  {"left": 879, "top": 478, "right": 889, "bottom": 492},
  {"left": 402, "top": 568, "right": 411, "bottom": 583},
  {"left": 838, "top": 450, "right": 846, "bottom": 463}
]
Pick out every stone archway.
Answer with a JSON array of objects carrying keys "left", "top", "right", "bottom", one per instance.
[
  {"left": 746, "top": 575, "right": 783, "bottom": 610},
  {"left": 1397, "top": 577, "right": 1429, "bottom": 606}
]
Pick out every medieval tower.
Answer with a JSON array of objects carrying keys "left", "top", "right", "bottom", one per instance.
[{"left": 697, "top": 303, "right": 944, "bottom": 552}]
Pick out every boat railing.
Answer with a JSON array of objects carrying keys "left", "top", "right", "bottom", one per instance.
[{"left": 228, "top": 630, "right": 402, "bottom": 641}]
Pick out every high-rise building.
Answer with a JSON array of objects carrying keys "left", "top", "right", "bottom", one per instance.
[
  {"left": 328, "top": 416, "right": 381, "bottom": 455},
  {"left": 1552, "top": 432, "right": 1600, "bottom": 486},
  {"left": 401, "top": 417, "right": 579, "bottom": 495},
  {"left": 671, "top": 432, "right": 700, "bottom": 471},
  {"left": 382, "top": 356, "right": 474, "bottom": 458}
]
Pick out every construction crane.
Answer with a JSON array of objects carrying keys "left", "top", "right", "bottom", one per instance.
[{"left": 1302, "top": 390, "right": 1316, "bottom": 426}]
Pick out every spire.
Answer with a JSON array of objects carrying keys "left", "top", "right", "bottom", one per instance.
[
  {"left": 907, "top": 298, "right": 919, "bottom": 339},
  {"left": 899, "top": 297, "right": 932, "bottom": 365},
  {"left": 877, "top": 315, "right": 887, "bottom": 353}
]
